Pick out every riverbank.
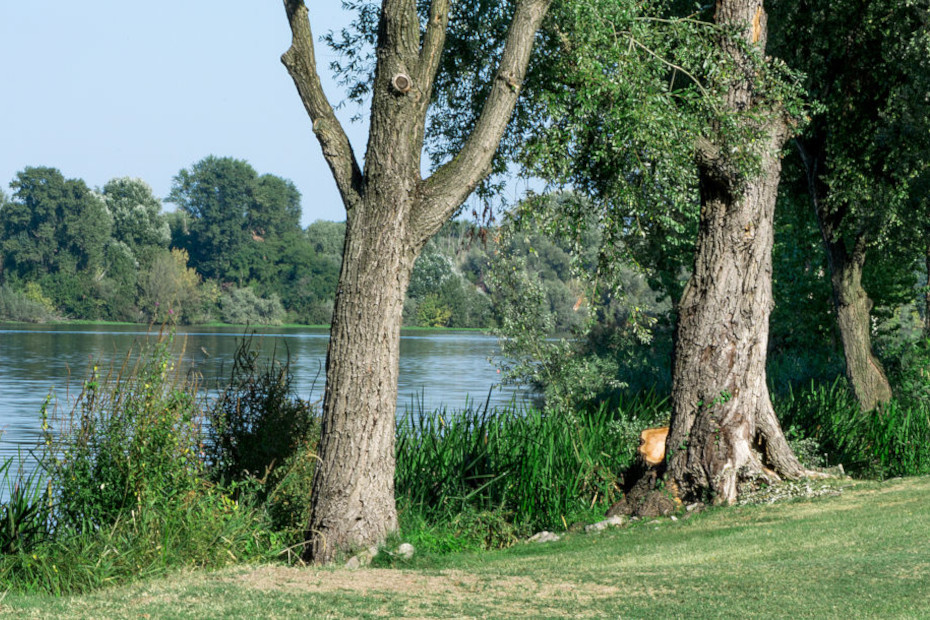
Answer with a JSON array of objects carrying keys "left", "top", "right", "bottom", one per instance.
[{"left": 3, "top": 476, "right": 927, "bottom": 618}]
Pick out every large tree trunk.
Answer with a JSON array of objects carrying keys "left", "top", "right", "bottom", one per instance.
[
  {"left": 303, "top": 200, "right": 417, "bottom": 562},
  {"left": 666, "top": 0, "right": 805, "bottom": 504},
  {"left": 281, "top": 0, "right": 551, "bottom": 563},
  {"left": 925, "top": 247, "right": 930, "bottom": 337}
]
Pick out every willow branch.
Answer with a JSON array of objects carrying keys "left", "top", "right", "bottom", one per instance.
[{"left": 281, "top": 0, "right": 363, "bottom": 210}]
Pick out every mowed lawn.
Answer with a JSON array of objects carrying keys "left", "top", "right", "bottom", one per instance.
[{"left": 3, "top": 476, "right": 929, "bottom": 619}]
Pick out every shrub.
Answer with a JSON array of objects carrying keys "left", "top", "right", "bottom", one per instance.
[
  {"left": 0, "top": 284, "right": 59, "bottom": 322},
  {"left": 0, "top": 332, "right": 282, "bottom": 594},
  {"left": 206, "top": 335, "right": 319, "bottom": 541},
  {"left": 219, "top": 287, "right": 285, "bottom": 325}
]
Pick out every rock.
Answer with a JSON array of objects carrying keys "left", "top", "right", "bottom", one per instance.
[
  {"left": 396, "top": 543, "right": 415, "bottom": 559},
  {"left": 584, "top": 515, "right": 626, "bottom": 533},
  {"left": 345, "top": 545, "right": 379, "bottom": 569},
  {"left": 527, "top": 531, "right": 561, "bottom": 543}
]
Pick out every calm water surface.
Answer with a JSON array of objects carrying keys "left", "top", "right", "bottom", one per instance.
[{"left": 0, "top": 324, "right": 527, "bottom": 460}]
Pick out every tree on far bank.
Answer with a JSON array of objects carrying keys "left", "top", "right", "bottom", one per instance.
[
  {"left": 102, "top": 177, "right": 171, "bottom": 270},
  {"left": 279, "top": 0, "right": 551, "bottom": 563},
  {"left": 0, "top": 167, "right": 112, "bottom": 317}
]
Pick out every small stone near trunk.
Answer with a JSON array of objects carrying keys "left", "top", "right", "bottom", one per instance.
[
  {"left": 527, "top": 531, "right": 561, "bottom": 543},
  {"left": 345, "top": 545, "right": 379, "bottom": 569},
  {"left": 396, "top": 543, "right": 415, "bottom": 559}
]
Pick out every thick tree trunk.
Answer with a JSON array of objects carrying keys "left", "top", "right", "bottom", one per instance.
[
  {"left": 303, "top": 200, "right": 417, "bottom": 563},
  {"left": 924, "top": 247, "right": 930, "bottom": 337},
  {"left": 665, "top": 0, "right": 805, "bottom": 504},
  {"left": 818, "top": 230, "right": 892, "bottom": 411}
]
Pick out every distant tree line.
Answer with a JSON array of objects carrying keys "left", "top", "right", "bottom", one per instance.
[{"left": 0, "top": 157, "right": 617, "bottom": 330}]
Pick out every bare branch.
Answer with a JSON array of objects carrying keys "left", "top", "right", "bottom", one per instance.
[
  {"left": 281, "top": 0, "right": 364, "bottom": 210},
  {"left": 414, "top": 0, "right": 551, "bottom": 246},
  {"left": 416, "top": 0, "right": 451, "bottom": 89}
]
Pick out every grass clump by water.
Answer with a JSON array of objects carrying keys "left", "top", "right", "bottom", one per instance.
[
  {"left": 0, "top": 332, "right": 315, "bottom": 595},
  {"left": 394, "top": 392, "right": 669, "bottom": 554}
]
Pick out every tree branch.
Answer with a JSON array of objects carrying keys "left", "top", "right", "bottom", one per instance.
[
  {"left": 413, "top": 0, "right": 551, "bottom": 246},
  {"left": 416, "top": 0, "right": 451, "bottom": 90},
  {"left": 281, "top": 0, "right": 364, "bottom": 210}
]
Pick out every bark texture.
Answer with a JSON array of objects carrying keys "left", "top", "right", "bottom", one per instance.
[
  {"left": 795, "top": 144, "right": 893, "bottom": 412},
  {"left": 666, "top": 0, "right": 805, "bottom": 504},
  {"left": 281, "top": 0, "right": 551, "bottom": 564}
]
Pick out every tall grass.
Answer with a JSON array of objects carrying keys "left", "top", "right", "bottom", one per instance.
[
  {"left": 395, "top": 392, "right": 669, "bottom": 549},
  {"left": 777, "top": 378, "right": 930, "bottom": 478}
]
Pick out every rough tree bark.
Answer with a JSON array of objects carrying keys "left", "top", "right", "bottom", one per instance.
[
  {"left": 665, "top": 0, "right": 806, "bottom": 504},
  {"left": 795, "top": 142, "right": 893, "bottom": 412},
  {"left": 281, "top": 0, "right": 550, "bottom": 564}
]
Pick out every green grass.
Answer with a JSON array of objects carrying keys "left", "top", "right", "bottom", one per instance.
[
  {"left": 395, "top": 396, "right": 669, "bottom": 543},
  {"left": 3, "top": 476, "right": 928, "bottom": 618}
]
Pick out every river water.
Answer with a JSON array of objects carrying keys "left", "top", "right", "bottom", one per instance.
[{"left": 0, "top": 324, "right": 528, "bottom": 461}]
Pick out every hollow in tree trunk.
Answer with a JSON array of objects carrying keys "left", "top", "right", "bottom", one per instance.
[{"left": 665, "top": 0, "right": 806, "bottom": 504}]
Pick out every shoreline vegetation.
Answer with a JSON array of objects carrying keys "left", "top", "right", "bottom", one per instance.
[{"left": 3, "top": 333, "right": 929, "bottom": 601}]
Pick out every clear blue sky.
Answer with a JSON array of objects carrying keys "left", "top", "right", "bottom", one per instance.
[{"left": 0, "top": 2, "right": 366, "bottom": 224}]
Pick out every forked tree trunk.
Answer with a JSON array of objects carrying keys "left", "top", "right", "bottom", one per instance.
[
  {"left": 666, "top": 0, "right": 805, "bottom": 504},
  {"left": 281, "top": 0, "right": 551, "bottom": 563}
]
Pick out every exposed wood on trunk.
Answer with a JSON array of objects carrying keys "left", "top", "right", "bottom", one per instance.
[{"left": 666, "top": 0, "right": 805, "bottom": 505}]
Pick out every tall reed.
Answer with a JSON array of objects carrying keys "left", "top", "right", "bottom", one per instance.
[{"left": 395, "top": 392, "right": 669, "bottom": 540}]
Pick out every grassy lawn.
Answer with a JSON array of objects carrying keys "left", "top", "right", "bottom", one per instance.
[{"left": 3, "top": 476, "right": 929, "bottom": 619}]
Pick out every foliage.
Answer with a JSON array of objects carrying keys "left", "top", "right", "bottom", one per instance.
[
  {"left": 0, "top": 450, "right": 51, "bottom": 555},
  {"left": 140, "top": 249, "right": 202, "bottom": 323},
  {"left": 0, "top": 334, "right": 307, "bottom": 594},
  {"left": 206, "top": 335, "right": 317, "bottom": 487},
  {"left": 488, "top": 197, "right": 672, "bottom": 410},
  {"left": 102, "top": 177, "right": 171, "bottom": 270},
  {"left": 0, "top": 167, "right": 112, "bottom": 283},
  {"left": 205, "top": 335, "right": 319, "bottom": 541},
  {"left": 167, "top": 156, "right": 302, "bottom": 288},
  {"left": 777, "top": 379, "right": 930, "bottom": 478},
  {"left": 47, "top": 336, "right": 207, "bottom": 530},
  {"left": 218, "top": 287, "right": 286, "bottom": 326}
]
